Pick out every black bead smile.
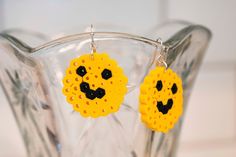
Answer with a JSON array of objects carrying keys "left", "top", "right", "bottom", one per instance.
[
  {"left": 76, "top": 65, "right": 112, "bottom": 100},
  {"left": 80, "top": 82, "right": 106, "bottom": 100},
  {"left": 156, "top": 99, "right": 173, "bottom": 114},
  {"left": 155, "top": 80, "right": 178, "bottom": 114}
]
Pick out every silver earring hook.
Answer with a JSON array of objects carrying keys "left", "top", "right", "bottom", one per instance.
[
  {"left": 90, "top": 24, "right": 96, "bottom": 55},
  {"left": 156, "top": 54, "right": 168, "bottom": 69},
  {"left": 155, "top": 38, "right": 168, "bottom": 69}
]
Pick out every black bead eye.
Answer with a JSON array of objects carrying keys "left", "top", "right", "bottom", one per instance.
[
  {"left": 76, "top": 66, "right": 87, "bottom": 77},
  {"left": 80, "top": 82, "right": 90, "bottom": 93},
  {"left": 96, "top": 88, "right": 106, "bottom": 99},
  {"left": 171, "top": 83, "right": 178, "bottom": 94},
  {"left": 101, "top": 69, "right": 112, "bottom": 80},
  {"left": 156, "top": 80, "right": 163, "bottom": 91}
]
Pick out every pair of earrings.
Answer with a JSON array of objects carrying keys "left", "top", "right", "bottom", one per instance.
[{"left": 62, "top": 26, "right": 183, "bottom": 133}]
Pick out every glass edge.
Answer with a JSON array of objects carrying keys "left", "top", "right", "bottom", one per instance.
[{"left": 0, "top": 24, "right": 212, "bottom": 57}]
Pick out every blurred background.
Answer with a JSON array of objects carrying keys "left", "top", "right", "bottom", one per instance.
[{"left": 0, "top": 0, "right": 235, "bottom": 157}]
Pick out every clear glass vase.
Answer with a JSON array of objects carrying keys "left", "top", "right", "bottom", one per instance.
[{"left": 0, "top": 22, "right": 211, "bottom": 157}]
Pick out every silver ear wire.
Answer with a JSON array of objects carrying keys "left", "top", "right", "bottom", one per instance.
[
  {"left": 156, "top": 38, "right": 163, "bottom": 46},
  {"left": 90, "top": 24, "right": 96, "bottom": 56},
  {"left": 156, "top": 54, "right": 168, "bottom": 69},
  {"left": 155, "top": 38, "right": 168, "bottom": 69}
]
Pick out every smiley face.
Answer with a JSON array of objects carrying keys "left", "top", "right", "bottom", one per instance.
[
  {"left": 139, "top": 67, "right": 183, "bottom": 133},
  {"left": 62, "top": 53, "right": 128, "bottom": 118}
]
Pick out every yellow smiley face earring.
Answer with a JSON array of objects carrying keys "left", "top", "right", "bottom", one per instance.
[
  {"left": 139, "top": 39, "right": 183, "bottom": 133},
  {"left": 62, "top": 25, "right": 128, "bottom": 118}
]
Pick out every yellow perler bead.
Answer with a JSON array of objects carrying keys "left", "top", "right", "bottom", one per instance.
[
  {"left": 62, "top": 53, "right": 128, "bottom": 118},
  {"left": 139, "top": 67, "right": 183, "bottom": 133}
]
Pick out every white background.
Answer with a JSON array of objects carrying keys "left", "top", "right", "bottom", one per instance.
[{"left": 0, "top": 0, "right": 235, "bottom": 156}]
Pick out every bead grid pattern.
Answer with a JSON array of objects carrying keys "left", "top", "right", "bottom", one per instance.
[{"left": 62, "top": 53, "right": 128, "bottom": 118}]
